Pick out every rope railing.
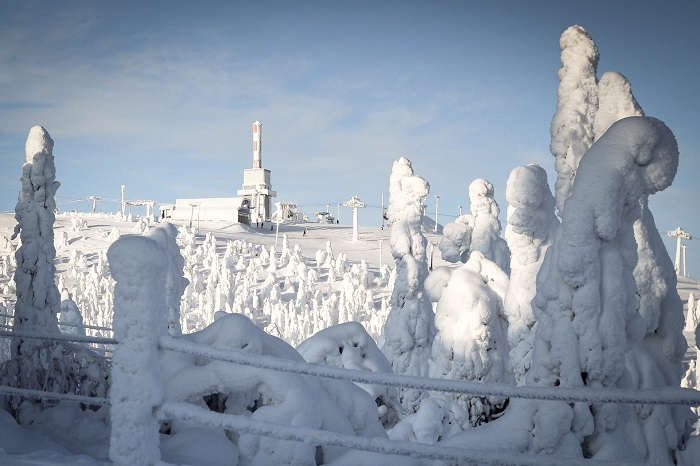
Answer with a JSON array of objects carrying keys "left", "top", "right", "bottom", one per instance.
[
  {"left": 0, "top": 330, "right": 117, "bottom": 346},
  {"left": 159, "top": 335, "right": 700, "bottom": 407},
  {"left": 156, "top": 401, "right": 661, "bottom": 466},
  {"left": 0, "top": 385, "right": 109, "bottom": 406},
  {"left": 0, "top": 313, "right": 114, "bottom": 332}
]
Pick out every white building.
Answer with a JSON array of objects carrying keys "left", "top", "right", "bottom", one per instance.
[
  {"left": 237, "top": 120, "right": 277, "bottom": 222},
  {"left": 169, "top": 197, "right": 247, "bottom": 223},
  {"left": 164, "top": 120, "right": 276, "bottom": 224}
]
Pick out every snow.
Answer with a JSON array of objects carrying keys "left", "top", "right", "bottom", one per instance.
[
  {"left": 526, "top": 115, "right": 682, "bottom": 460},
  {"left": 427, "top": 252, "right": 511, "bottom": 426},
  {"left": 380, "top": 157, "right": 436, "bottom": 414},
  {"left": 108, "top": 235, "right": 167, "bottom": 465},
  {"left": 550, "top": 25, "right": 599, "bottom": 216},
  {"left": 0, "top": 23, "right": 699, "bottom": 466},
  {"left": 504, "top": 164, "right": 558, "bottom": 385}
]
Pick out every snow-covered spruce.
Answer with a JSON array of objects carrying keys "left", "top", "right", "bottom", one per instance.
[
  {"left": 379, "top": 157, "right": 436, "bottom": 415},
  {"left": 550, "top": 25, "right": 599, "bottom": 216},
  {"left": 504, "top": 164, "right": 558, "bottom": 385},
  {"left": 594, "top": 71, "right": 644, "bottom": 141},
  {"left": 627, "top": 196, "right": 694, "bottom": 463},
  {"left": 467, "top": 178, "right": 510, "bottom": 274},
  {"left": 438, "top": 178, "right": 510, "bottom": 274},
  {"left": 146, "top": 221, "right": 189, "bottom": 336},
  {"left": 11, "top": 126, "right": 62, "bottom": 358},
  {"left": 0, "top": 126, "right": 110, "bottom": 428},
  {"left": 526, "top": 116, "right": 680, "bottom": 460}
]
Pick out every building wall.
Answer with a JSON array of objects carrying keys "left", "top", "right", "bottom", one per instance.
[{"left": 170, "top": 197, "right": 245, "bottom": 222}]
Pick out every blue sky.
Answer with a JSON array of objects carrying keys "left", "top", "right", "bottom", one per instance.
[{"left": 1, "top": 1, "right": 699, "bottom": 277}]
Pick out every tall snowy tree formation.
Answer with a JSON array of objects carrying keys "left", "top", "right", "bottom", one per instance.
[
  {"left": 12, "top": 126, "right": 62, "bottom": 359},
  {"left": 528, "top": 115, "right": 683, "bottom": 460},
  {"left": 380, "top": 156, "right": 436, "bottom": 415}
]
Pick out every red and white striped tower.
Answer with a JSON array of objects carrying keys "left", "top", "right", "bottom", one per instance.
[{"left": 253, "top": 120, "right": 262, "bottom": 168}]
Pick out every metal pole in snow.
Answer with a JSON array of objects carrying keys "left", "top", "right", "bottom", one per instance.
[{"left": 434, "top": 195, "right": 439, "bottom": 232}]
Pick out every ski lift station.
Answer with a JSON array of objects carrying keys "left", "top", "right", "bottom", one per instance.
[{"left": 165, "top": 121, "right": 276, "bottom": 224}]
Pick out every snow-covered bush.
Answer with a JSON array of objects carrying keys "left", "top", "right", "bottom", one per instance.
[
  {"left": 297, "top": 321, "right": 401, "bottom": 428},
  {"left": 147, "top": 221, "right": 189, "bottom": 336},
  {"left": 438, "top": 218, "right": 471, "bottom": 263},
  {"left": 161, "top": 313, "right": 389, "bottom": 465},
  {"left": 388, "top": 396, "right": 469, "bottom": 444},
  {"left": 58, "top": 290, "right": 85, "bottom": 337},
  {"left": 426, "top": 252, "right": 511, "bottom": 426},
  {"left": 380, "top": 157, "right": 436, "bottom": 414}
]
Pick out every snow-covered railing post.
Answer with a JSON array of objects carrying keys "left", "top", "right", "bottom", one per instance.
[{"left": 108, "top": 235, "right": 168, "bottom": 466}]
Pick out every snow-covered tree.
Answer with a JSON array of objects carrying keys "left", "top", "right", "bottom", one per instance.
[
  {"left": 10, "top": 126, "right": 62, "bottom": 358},
  {"left": 380, "top": 157, "right": 436, "bottom": 414},
  {"left": 58, "top": 290, "right": 85, "bottom": 337},
  {"left": 146, "top": 221, "right": 189, "bottom": 335},
  {"left": 1, "top": 127, "right": 109, "bottom": 422},
  {"left": 426, "top": 252, "right": 511, "bottom": 426},
  {"left": 550, "top": 25, "right": 599, "bottom": 216},
  {"left": 685, "top": 293, "right": 697, "bottom": 333},
  {"left": 503, "top": 164, "right": 558, "bottom": 385},
  {"left": 526, "top": 116, "right": 680, "bottom": 460},
  {"left": 438, "top": 218, "right": 471, "bottom": 263},
  {"left": 467, "top": 178, "right": 510, "bottom": 274},
  {"left": 627, "top": 197, "right": 695, "bottom": 463},
  {"left": 438, "top": 179, "right": 509, "bottom": 274},
  {"left": 594, "top": 71, "right": 644, "bottom": 141}
]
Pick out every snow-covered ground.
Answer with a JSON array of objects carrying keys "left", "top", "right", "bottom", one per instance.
[{"left": 0, "top": 211, "right": 698, "bottom": 465}]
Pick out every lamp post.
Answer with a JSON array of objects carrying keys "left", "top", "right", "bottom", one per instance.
[
  {"left": 189, "top": 203, "right": 197, "bottom": 230},
  {"left": 434, "top": 195, "right": 440, "bottom": 233},
  {"left": 458, "top": 205, "right": 462, "bottom": 217},
  {"left": 381, "top": 193, "right": 385, "bottom": 229},
  {"left": 120, "top": 185, "right": 126, "bottom": 218}
]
